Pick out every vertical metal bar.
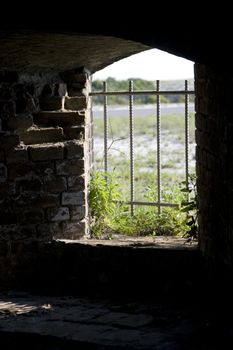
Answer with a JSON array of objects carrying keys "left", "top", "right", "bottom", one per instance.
[
  {"left": 156, "top": 80, "right": 161, "bottom": 215},
  {"left": 129, "top": 80, "right": 134, "bottom": 216},
  {"left": 185, "top": 80, "right": 189, "bottom": 190},
  {"left": 103, "top": 82, "right": 108, "bottom": 175},
  {"left": 89, "top": 75, "right": 94, "bottom": 170}
]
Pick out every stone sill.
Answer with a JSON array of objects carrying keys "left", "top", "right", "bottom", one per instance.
[{"left": 58, "top": 235, "right": 198, "bottom": 250}]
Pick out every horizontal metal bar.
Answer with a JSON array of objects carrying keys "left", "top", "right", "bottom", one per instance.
[
  {"left": 113, "top": 200, "right": 179, "bottom": 208},
  {"left": 90, "top": 90, "right": 195, "bottom": 97}
]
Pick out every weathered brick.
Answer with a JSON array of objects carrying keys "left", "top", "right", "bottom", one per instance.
[
  {"left": 59, "top": 220, "right": 87, "bottom": 239},
  {"left": 17, "top": 192, "right": 60, "bottom": 209},
  {"left": 16, "top": 175, "right": 67, "bottom": 193},
  {"left": 67, "top": 86, "right": 88, "bottom": 97},
  {"left": 20, "top": 127, "right": 64, "bottom": 145},
  {"left": 64, "top": 140, "right": 84, "bottom": 159},
  {"left": 62, "top": 191, "right": 85, "bottom": 205},
  {"left": 64, "top": 96, "right": 87, "bottom": 111},
  {"left": 67, "top": 175, "right": 85, "bottom": 190},
  {"left": 6, "top": 145, "right": 28, "bottom": 164},
  {"left": 8, "top": 161, "right": 54, "bottom": 180},
  {"left": 0, "top": 183, "right": 15, "bottom": 201},
  {"left": 41, "top": 175, "right": 67, "bottom": 192},
  {"left": 70, "top": 206, "right": 86, "bottom": 220},
  {"left": 0, "top": 150, "right": 4, "bottom": 162},
  {"left": 37, "top": 222, "right": 61, "bottom": 239},
  {"left": 60, "top": 70, "right": 89, "bottom": 84},
  {"left": 20, "top": 210, "right": 44, "bottom": 224},
  {"left": 19, "top": 224, "right": 38, "bottom": 238},
  {"left": 56, "top": 159, "right": 84, "bottom": 176},
  {"left": 0, "top": 163, "right": 7, "bottom": 182},
  {"left": 29, "top": 143, "right": 64, "bottom": 161},
  {"left": 0, "top": 210, "right": 18, "bottom": 225},
  {"left": 0, "top": 134, "right": 20, "bottom": 150},
  {"left": 63, "top": 126, "right": 84, "bottom": 140},
  {"left": 7, "top": 114, "right": 33, "bottom": 131},
  {"left": 47, "top": 207, "right": 70, "bottom": 221},
  {"left": 16, "top": 178, "right": 42, "bottom": 192},
  {"left": 36, "top": 111, "right": 85, "bottom": 127},
  {"left": 39, "top": 96, "right": 63, "bottom": 111},
  {"left": 0, "top": 100, "right": 16, "bottom": 120},
  {"left": 0, "top": 224, "right": 18, "bottom": 237},
  {"left": 0, "top": 70, "right": 19, "bottom": 83}
]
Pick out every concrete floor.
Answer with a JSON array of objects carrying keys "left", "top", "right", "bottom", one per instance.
[
  {"left": 0, "top": 237, "right": 232, "bottom": 349},
  {"left": 0, "top": 289, "right": 233, "bottom": 349}
]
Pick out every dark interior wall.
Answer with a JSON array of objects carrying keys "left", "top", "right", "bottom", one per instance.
[
  {"left": 195, "top": 63, "right": 233, "bottom": 268},
  {"left": 0, "top": 69, "right": 91, "bottom": 241},
  {"left": 1, "top": 28, "right": 233, "bottom": 287}
]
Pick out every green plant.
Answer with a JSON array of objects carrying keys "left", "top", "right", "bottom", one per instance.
[
  {"left": 89, "top": 171, "right": 121, "bottom": 237},
  {"left": 89, "top": 171, "right": 193, "bottom": 237},
  {"left": 180, "top": 174, "right": 198, "bottom": 241}
]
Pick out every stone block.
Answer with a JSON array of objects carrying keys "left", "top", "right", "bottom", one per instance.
[
  {"left": 67, "top": 175, "right": 85, "bottom": 190},
  {"left": 67, "top": 86, "right": 88, "bottom": 97},
  {"left": 64, "top": 140, "right": 84, "bottom": 159},
  {"left": 62, "top": 191, "right": 85, "bottom": 205},
  {"left": 8, "top": 161, "right": 54, "bottom": 180},
  {"left": 59, "top": 220, "right": 86, "bottom": 239},
  {"left": 0, "top": 163, "right": 7, "bottom": 182},
  {"left": 0, "top": 70, "right": 19, "bottom": 83},
  {"left": 0, "top": 224, "right": 18, "bottom": 238},
  {"left": 70, "top": 206, "right": 86, "bottom": 220},
  {"left": 29, "top": 143, "right": 64, "bottom": 161},
  {"left": 36, "top": 111, "right": 85, "bottom": 127},
  {"left": 0, "top": 134, "right": 20, "bottom": 150},
  {"left": 16, "top": 175, "right": 66, "bottom": 193},
  {"left": 0, "top": 150, "right": 4, "bottom": 162},
  {"left": 47, "top": 207, "right": 70, "bottom": 221},
  {"left": 64, "top": 96, "right": 87, "bottom": 111},
  {"left": 37, "top": 222, "right": 61, "bottom": 239},
  {"left": 19, "top": 224, "right": 38, "bottom": 238},
  {"left": 0, "top": 100, "right": 16, "bottom": 119},
  {"left": 60, "top": 70, "right": 89, "bottom": 84},
  {"left": 39, "top": 96, "right": 63, "bottom": 111},
  {"left": 56, "top": 159, "right": 84, "bottom": 176},
  {"left": 41, "top": 175, "right": 67, "bottom": 192},
  {"left": 6, "top": 145, "right": 28, "bottom": 164},
  {"left": 0, "top": 210, "right": 17, "bottom": 225},
  {"left": 20, "top": 127, "right": 64, "bottom": 145},
  {"left": 18, "top": 193, "right": 60, "bottom": 209},
  {"left": 63, "top": 126, "right": 84, "bottom": 140},
  {"left": 16, "top": 178, "right": 42, "bottom": 192},
  {"left": 20, "top": 210, "right": 44, "bottom": 224},
  {"left": 7, "top": 114, "right": 33, "bottom": 131},
  {"left": 0, "top": 182, "right": 15, "bottom": 202}
]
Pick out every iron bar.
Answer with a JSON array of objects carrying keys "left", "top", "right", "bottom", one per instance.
[
  {"left": 129, "top": 80, "right": 135, "bottom": 216},
  {"left": 185, "top": 80, "right": 189, "bottom": 190},
  {"left": 156, "top": 80, "right": 161, "bottom": 215},
  {"left": 103, "top": 82, "right": 108, "bottom": 175},
  {"left": 90, "top": 90, "right": 194, "bottom": 96},
  {"left": 113, "top": 200, "right": 179, "bottom": 208},
  {"left": 91, "top": 81, "right": 194, "bottom": 211}
]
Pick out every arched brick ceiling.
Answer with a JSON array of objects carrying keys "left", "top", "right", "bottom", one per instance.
[
  {"left": 0, "top": 27, "right": 231, "bottom": 74},
  {"left": 0, "top": 31, "right": 150, "bottom": 74}
]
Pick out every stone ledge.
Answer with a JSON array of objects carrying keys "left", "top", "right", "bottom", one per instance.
[{"left": 58, "top": 236, "right": 198, "bottom": 250}]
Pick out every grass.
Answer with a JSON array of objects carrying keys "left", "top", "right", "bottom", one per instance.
[
  {"left": 89, "top": 171, "right": 194, "bottom": 237},
  {"left": 90, "top": 111, "right": 196, "bottom": 237},
  {"left": 93, "top": 113, "right": 195, "bottom": 141}
]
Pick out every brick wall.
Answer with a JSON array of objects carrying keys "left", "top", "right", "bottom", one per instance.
[
  {"left": 195, "top": 63, "right": 233, "bottom": 267},
  {"left": 0, "top": 68, "right": 91, "bottom": 241}
]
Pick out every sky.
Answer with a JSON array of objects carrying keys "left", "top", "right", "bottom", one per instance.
[{"left": 92, "top": 48, "right": 194, "bottom": 81}]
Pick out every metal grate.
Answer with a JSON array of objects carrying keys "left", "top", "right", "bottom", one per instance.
[{"left": 90, "top": 80, "right": 195, "bottom": 214}]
